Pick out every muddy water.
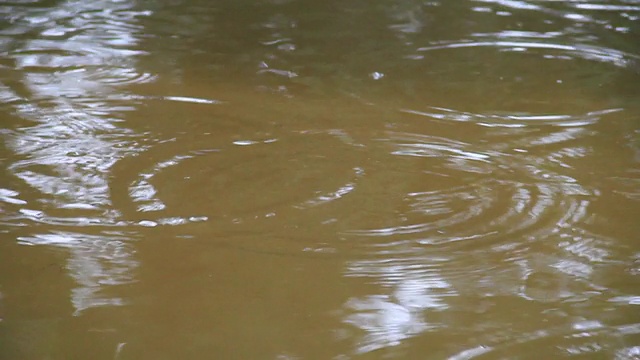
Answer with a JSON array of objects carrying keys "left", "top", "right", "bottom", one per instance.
[{"left": 1, "top": 0, "right": 640, "bottom": 359}]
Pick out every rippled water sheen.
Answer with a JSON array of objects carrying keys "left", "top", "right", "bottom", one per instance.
[{"left": 1, "top": 0, "right": 639, "bottom": 359}]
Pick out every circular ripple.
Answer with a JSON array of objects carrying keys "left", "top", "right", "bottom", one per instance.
[
  {"left": 111, "top": 129, "right": 367, "bottom": 234},
  {"left": 84, "top": 67, "right": 157, "bottom": 86},
  {"left": 380, "top": 33, "right": 640, "bottom": 128},
  {"left": 343, "top": 130, "right": 592, "bottom": 252}
]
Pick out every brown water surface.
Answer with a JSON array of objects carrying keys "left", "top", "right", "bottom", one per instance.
[{"left": 1, "top": 0, "right": 639, "bottom": 359}]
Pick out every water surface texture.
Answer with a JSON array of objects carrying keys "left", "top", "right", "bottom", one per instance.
[{"left": 1, "top": 0, "right": 639, "bottom": 359}]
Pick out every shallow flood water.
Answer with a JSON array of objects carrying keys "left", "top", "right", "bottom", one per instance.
[{"left": 1, "top": 0, "right": 640, "bottom": 359}]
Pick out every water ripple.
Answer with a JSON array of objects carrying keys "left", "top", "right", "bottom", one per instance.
[
  {"left": 0, "top": 0, "right": 154, "bottom": 317},
  {"left": 109, "top": 127, "right": 368, "bottom": 233},
  {"left": 449, "top": 320, "right": 640, "bottom": 359},
  {"left": 344, "top": 130, "right": 592, "bottom": 252},
  {"left": 418, "top": 40, "right": 638, "bottom": 68},
  {"left": 401, "top": 107, "right": 622, "bottom": 128}
]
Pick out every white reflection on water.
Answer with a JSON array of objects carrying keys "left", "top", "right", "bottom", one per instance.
[
  {"left": 17, "top": 231, "right": 137, "bottom": 315},
  {"left": 0, "top": 0, "right": 151, "bottom": 314},
  {"left": 341, "top": 272, "right": 454, "bottom": 355},
  {"left": 342, "top": 254, "right": 454, "bottom": 353},
  {"left": 337, "top": 105, "right": 632, "bottom": 355},
  {"left": 343, "top": 295, "right": 428, "bottom": 354}
]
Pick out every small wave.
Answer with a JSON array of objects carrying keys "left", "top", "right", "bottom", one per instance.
[
  {"left": 343, "top": 130, "right": 592, "bottom": 252},
  {"left": 448, "top": 320, "right": 640, "bottom": 359},
  {"left": 417, "top": 39, "right": 638, "bottom": 68},
  {"left": 109, "top": 128, "right": 368, "bottom": 234},
  {"left": 401, "top": 107, "right": 622, "bottom": 128}
]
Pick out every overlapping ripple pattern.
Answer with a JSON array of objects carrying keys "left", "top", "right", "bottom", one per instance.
[{"left": 0, "top": 0, "right": 639, "bottom": 359}]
